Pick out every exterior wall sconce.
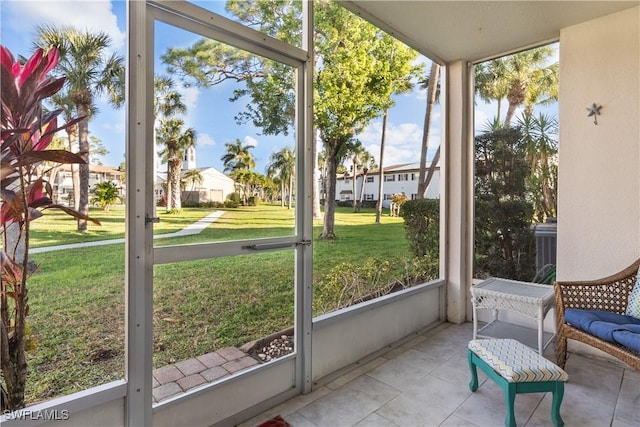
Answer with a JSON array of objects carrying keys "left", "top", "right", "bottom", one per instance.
[{"left": 586, "top": 103, "right": 602, "bottom": 125}]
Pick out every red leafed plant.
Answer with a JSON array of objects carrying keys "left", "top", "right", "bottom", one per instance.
[{"left": 1, "top": 45, "right": 99, "bottom": 411}]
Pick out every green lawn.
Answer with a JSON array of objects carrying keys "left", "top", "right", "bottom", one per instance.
[{"left": 24, "top": 204, "right": 413, "bottom": 403}]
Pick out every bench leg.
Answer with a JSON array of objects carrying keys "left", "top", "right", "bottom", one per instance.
[
  {"left": 551, "top": 382, "right": 565, "bottom": 427},
  {"left": 468, "top": 350, "right": 479, "bottom": 392},
  {"left": 504, "top": 383, "right": 517, "bottom": 427}
]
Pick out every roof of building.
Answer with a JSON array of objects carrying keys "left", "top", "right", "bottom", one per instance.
[
  {"left": 58, "top": 164, "right": 122, "bottom": 174},
  {"left": 338, "top": 161, "right": 440, "bottom": 178}
]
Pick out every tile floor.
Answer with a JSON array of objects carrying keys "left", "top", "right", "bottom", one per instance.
[{"left": 239, "top": 322, "right": 640, "bottom": 427}]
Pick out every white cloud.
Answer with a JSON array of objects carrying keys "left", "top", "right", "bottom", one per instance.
[
  {"left": 358, "top": 119, "right": 442, "bottom": 166},
  {"left": 179, "top": 86, "right": 200, "bottom": 113},
  {"left": 102, "top": 122, "right": 125, "bottom": 133},
  {"left": 359, "top": 121, "right": 425, "bottom": 147},
  {"left": 6, "top": 0, "right": 125, "bottom": 52},
  {"left": 244, "top": 135, "right": 258, "bottom": 147},
  {"left": 198, "top": 133, "right": 216, "bottom": 147},
  {"left": 364, "top": 143, "right": 416, "bottom": 166}
]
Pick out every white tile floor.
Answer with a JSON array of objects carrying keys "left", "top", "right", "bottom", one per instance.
[{"left": 240, "top": 322, "right": 640, "bottom": 427}]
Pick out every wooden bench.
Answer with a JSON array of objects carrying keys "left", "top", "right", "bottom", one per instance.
[{"left": 468, "top": 339, "right": 569, "bottom": 427}]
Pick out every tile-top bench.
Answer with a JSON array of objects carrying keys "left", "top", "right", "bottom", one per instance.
[{"left": 467, "top": 339, "right": 569, "bottom": 427}]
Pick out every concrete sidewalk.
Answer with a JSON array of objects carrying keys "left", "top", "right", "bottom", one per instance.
[{"left": 31, "top": 210, "right": 225, "bottom": 254}]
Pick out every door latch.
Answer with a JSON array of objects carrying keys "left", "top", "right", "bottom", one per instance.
[{"left": 145, "top": 215, "right": 160, "bottom": 224}]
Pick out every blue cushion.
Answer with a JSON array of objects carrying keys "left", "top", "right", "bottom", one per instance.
[
  {"left": 564, "top": 309, "right": 640, "bottom": 329},
  {"left": 611, "top": 329, "right": 640, "bottom": 352},
  {"left": 565, "top": 309, "right": 640, "bottom": 352}
]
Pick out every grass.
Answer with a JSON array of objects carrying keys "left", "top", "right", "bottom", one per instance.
[
  {"left": 23, "top": 204, "right": 414, "bottom": 404},
  {"left": 29, "top": 206, "right": 214, "bottom": 247}
]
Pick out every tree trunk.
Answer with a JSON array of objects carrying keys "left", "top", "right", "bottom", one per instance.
[
  {"left": 312, "top": 131, "right": 322, "bottom": 219},
  {"left": 375, "top": 110, "right": 388, "bottom": 223},
  {"left": 504, "top": 83, "right": 525, "bottom": 126},
  {"left": 64, "top": 126, "right": 80, "bottom": 210},
  {"left": 280, "top": 180, "right": 285, "bottom": 208},
  {"left": 321, "top": 143, "right": 338, "bottom": 239},
  {"left": 288, "top": 173, "right": 293, "bottom": 209},
  {"left": 352, "top": 160, "right": 357, "bottom": 212},
  {"left": 77, "top": 105, "right": 90, "bottom": 232},
  {"left": 168, "top": 159, "right": 182, "bottom": 210},
  {"left": 504, "top": 101, "right": 518, "bottom": 127},
  {"left": 165, "top": 162, "right": 173, "bottom": 211},
  {"left": 421, "top": 145, "right": 440, "bottom": 198},
  {"left": 417, "top": 62, "right": 440, "bottom": 198},
  {"left": 357, "top": 169, "right": 367, "bottom": 213}
]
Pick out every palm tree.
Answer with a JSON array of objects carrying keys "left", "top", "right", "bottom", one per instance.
[
  {"left": 373, "top": 40, "right": 419, "bottom": 222},
  {"left": 156, "top": 118, "right": 197, "bottom": 211},
  {"left": 266, "top": 147, "right": 295, "bottom": 208},
  {"left": 36, "top": 25, "right": 124, "bottom": 232},
  {"left": 417, "top": 62, "right": 441, "bottom": 198},
  {"left": 48, "top": 91, "right": 81, "bottom": 208},
  {"left": 517, "top": 112, "right": 558, "bottom": 221},
  {"left": 474, "top": 58, "right": 510, "bottom": 122},
  {"left": 475, "top": 47, "right": 558, "bottom": 126},
  {"left": 348, "top": 142, "right": 365, "bottom": 211},
  {"left": 182, "top": 168, "right": 204, "bottom": 204},
  {"left": 221, "top": 139, "right": 256, "bottom": 173},
  {"left": 357, "top": 154, "right": 376, "bottom": 213}
]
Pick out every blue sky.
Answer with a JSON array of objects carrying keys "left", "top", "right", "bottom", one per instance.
[{"left": 1, "top": 1, "right": 553, "bottom": 173}]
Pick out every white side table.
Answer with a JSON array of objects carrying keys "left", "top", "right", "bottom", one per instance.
[{"left": 470, "top": 277, "right": 556, "bottom": 355}]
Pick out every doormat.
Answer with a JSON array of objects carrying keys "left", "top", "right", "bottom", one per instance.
[{"left": 257, "top": 415, "right": 291, "bottom": 427}]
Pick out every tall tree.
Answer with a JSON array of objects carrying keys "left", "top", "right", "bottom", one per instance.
[
  {"left": 357, "top": 152, "right": 376, "bottom": 213},
  {"left": 48, "top": 91, "right": 80, "bottom": 208},
  {"left": 474, "top": 122, "right": 535, "bottom": 280},
  {"left": 156, "top": 118, "right": 197, "bottom": 211},
  {"left": 517, "top": 112, "right": 558, "bottom": 221},
  {"left": 153, "top": 76, "right": 187, "bottom": 205},
  {"left": 163, "top": 0, "right": 416, "bottom": 239},
  {"left": 417, "top": 62, "right": 441, "bottom": 198},
  {"left": 475, "top": 46, "right": 558, "bottom": 126},
  {"left": 36, "top": 25, "right": 124, "bottom": 232},
  {"left": 89, "top": 135, "right": 108, "bottom": 165},
  {"left": 371, "top": 39, "right": 420, "bottom": 222},
  {"left": 267, "top": 147, "right": 295, "bottom": 209},
  {"left": 474, "top": 58, "right": 509, "bottom": 122},
  {"left": 221, "top": 139, "right": 256, "bottom": 173},
  {"left": 347, "top": 142, "right": 364, "bottom": 211},
  {"left": 182, "top": 168, "right": 204, "bottom": 203}
]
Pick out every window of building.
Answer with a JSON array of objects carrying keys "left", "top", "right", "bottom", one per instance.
[
  {"left": 384, "top": 175, "right": 395, "bottom": 182},
  {"left": 366, "top": 176, "right": 374, "bottom": 183}
]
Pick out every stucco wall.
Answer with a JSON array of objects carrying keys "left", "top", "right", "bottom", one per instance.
[{"left": 557, "top": 6, "right": 640, "bottom": 280}]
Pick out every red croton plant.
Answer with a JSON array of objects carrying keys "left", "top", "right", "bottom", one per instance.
[{"left": 1, "top": 46, "right": 99, "bottom": 411}]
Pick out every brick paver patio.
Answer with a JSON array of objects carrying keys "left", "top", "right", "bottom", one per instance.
[{"left": 152, "top": 347, "right": 258, "bottom": 403}]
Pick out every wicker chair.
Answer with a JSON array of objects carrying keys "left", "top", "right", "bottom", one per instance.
[{"left": 554, "top": 258, "right": 640, "bottom": 371}]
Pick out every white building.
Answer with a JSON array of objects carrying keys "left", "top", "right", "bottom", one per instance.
[
  {"left": 51, "top": 164, "right": 124, "bottom": 206},
  {"left": 334, "top": 162, "right": 440, "bottom": 205},
  {"left": 154, "top": 148, "right": 236, "bottom": 204}
]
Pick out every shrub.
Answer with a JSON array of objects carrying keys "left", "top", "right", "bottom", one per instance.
[
  {"left": 313, "top": 258, "right": 396, "bottom": 314},
  {"left": 400, "top": 198, "right": 439, "bottom": 258},
  {"left": 224, "top": 199, "right": 239, "bottom": 208},
  {"left": 313, "top": 256, "right": 440, "bottom": 315},
  {"left": 474, "top": 126, "right": 536, "bottom": 280}
]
